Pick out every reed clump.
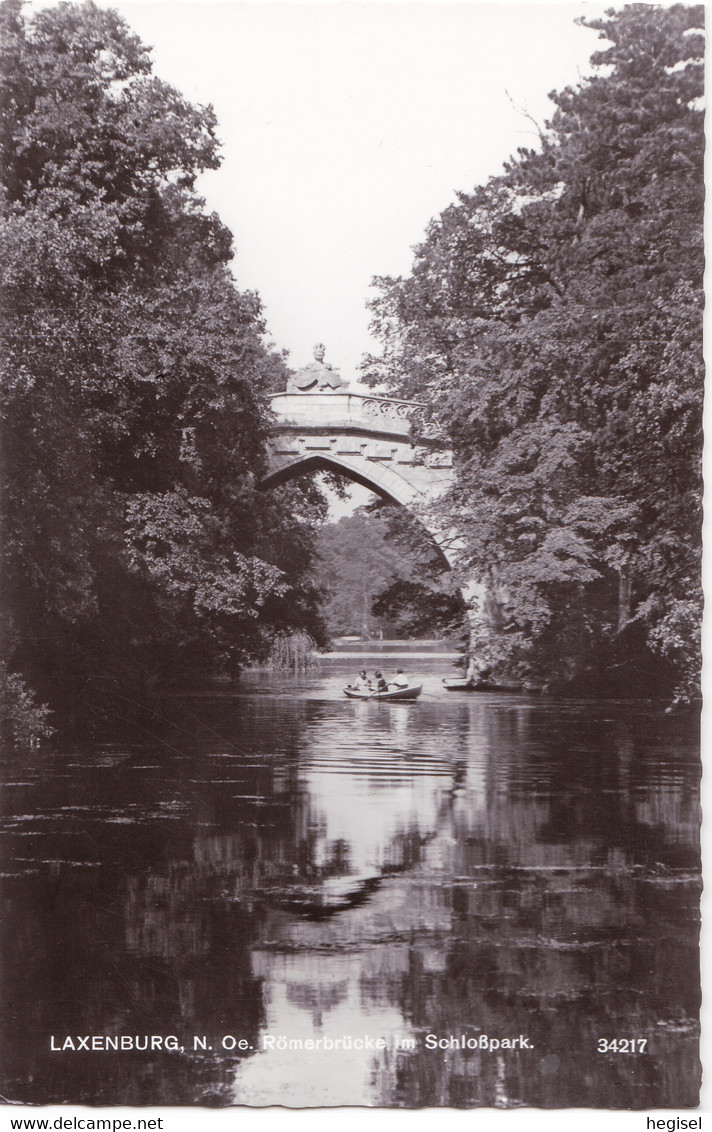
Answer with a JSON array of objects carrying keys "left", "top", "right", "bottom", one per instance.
[{"left": 265, "top": 631, "right": 318, "bottom": 670}]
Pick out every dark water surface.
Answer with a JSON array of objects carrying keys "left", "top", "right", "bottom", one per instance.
[{"left": 1, "top": 657, "right": 701, "bottom": 1108}]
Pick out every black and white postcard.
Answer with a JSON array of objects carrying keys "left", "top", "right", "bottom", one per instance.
[{"left": 0, "top": 0, "right": 704, "bottom": 1124}]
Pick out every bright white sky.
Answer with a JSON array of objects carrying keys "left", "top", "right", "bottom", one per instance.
[{"left": 31, "top": 0, "right": 609, "bottom": 379}]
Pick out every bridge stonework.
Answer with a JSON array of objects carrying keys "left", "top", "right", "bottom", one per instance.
[
  {"left": 262, "top": 390, "right": 455, "bottom": 521},
  {"left": 260, "top": 389, "right": 486, "bottom": 650}
]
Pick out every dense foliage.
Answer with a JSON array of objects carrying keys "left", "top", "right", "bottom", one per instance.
[
  {"left": 0, "top": 0, "right": 327, "bottom": 725},
  {"left": 315, "top": 505, "right": 466, "bottom": 639},
  {"left": 364, "top": 5, "right": 704, "bottom": 700}
]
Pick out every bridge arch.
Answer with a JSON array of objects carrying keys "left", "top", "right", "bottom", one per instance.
[
  {"left": 260, "top": 451, "right": 419, "bottom": 509},
  {"left": 259, "top": 391, "right": 460, "bottom": 567}
]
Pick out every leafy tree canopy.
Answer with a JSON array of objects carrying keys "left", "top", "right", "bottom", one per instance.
[
  {"left": 0, "top": 0, "right": 326, "bottom": 720},
  {"left": 315, "top": 503, "right": 466, "bottom": 640},
  {"left": 364, "top": 4, "right": 703, "bottom": 700}
]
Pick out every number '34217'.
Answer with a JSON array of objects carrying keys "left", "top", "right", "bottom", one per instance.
[{"left": 597, "top": 1038, "right": 648, "bottom": 1053}]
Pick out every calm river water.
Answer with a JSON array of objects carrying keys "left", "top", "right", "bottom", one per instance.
[{"left": 1, "top": 651, "right": 701, "bottom": 1108}]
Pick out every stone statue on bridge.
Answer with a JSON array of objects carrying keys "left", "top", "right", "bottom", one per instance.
[{"left": 287, "top": 342, "right": 348, "bottom": 393}]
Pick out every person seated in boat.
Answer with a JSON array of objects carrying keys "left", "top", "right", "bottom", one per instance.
[
  {"left": 389, "top": 668, "right": 409, "bottom": 689},
  {"left": 465, "top": 657, "right": 492, "bottom": 688},
  {"left": 374, "top": 670, "right": 389, "bottom": 693},
  {"left": 353, "top": 669, "right": 372, "bottom": 691}
]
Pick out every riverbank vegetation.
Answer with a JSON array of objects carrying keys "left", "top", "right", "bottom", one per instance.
[
  {"left": 0, "top": 0, "right": 328, "bottom": 734},
  {"left": 364, "top": 5, "right": 704, "bottom": 702}
]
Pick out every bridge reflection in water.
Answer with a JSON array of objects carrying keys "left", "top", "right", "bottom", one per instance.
[{"left": 0, "top": 659, "right": 701, "bottom": 1108}]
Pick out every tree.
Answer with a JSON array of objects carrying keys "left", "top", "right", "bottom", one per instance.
[
  {"left": 364, "top": 4, "right": 703, "bottom": 700},
  {"left": 315, "top": 504, "right": 466, "bottom": 639},
  {"left": 0, "top": 0, "right": 327, "bottom": 721},
  {"left": 315, "top": 510, "right": 405, "bottom": 638}
]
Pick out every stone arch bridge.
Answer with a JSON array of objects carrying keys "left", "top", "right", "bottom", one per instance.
[{"left": 260, "top": 391, "right": 460, "bottom": 565}]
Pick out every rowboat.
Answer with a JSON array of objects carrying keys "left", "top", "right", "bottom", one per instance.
[
  {"left": 343, "top": 684, "right": 423, "bottom": 701},
  {"left": 442, "top": 677, "right": 523, "bottom": 693}
]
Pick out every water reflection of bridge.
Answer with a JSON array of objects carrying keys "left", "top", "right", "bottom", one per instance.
[
  {"left": 119, "top": 698, "right": 700, "bottom": 1107},
  {"left": 6, "top": 692, "right": 694, "bottom": 1106}
]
